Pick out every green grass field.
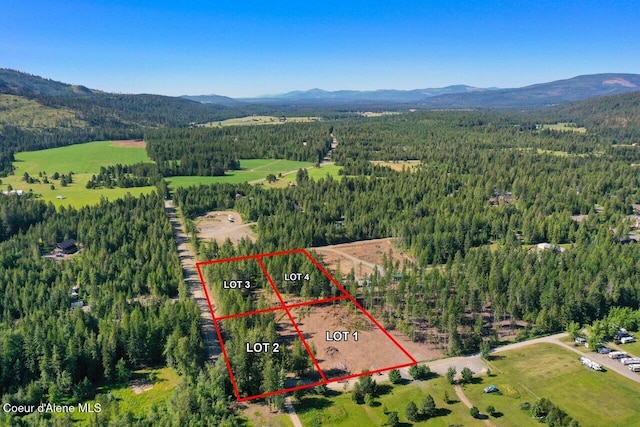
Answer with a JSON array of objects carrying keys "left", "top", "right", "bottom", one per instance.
[
  {"left": 469, "top": 343, "right": 640, "bottom": 427},
  {"left": 65, "top": 367, "right": 181, "bottom": 423},
  {"left": 1, "top": 140, "right": 155, "bottom": 208},
  {"left": 280, "top": 163, "right": 343, "bottom": 182},
  {"left": 294, "top": 376, "right": 483, "bottom": 426},
  {"left": 203, "top": 115, "right": 322, "bottom": 127},
  {"left": 540, "top": 123, "right": 587, "bottom": 134},
  {"left": 166, "top": 159, "right": 314, "bottom": 188}
]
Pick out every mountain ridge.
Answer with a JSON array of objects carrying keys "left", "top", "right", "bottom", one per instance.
[{"left": 2, "top": 68, "right": 640, "bottom": 110}]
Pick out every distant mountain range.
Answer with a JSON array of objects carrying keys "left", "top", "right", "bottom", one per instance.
[
  {"left": 2, "top": 68, "right": 640, "bottom": 111},
  {"left": 184, "top": 74, "right": 640, "bottom": 108},
  {"left": 183, "top": 85, "right": 494, "bottom": 105},
  {"left": 2, "top": 68, "right": 640, "bottom": 153}
]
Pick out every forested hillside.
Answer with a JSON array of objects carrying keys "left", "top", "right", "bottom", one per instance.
[
  {"left": 0, "top": 69, "right": 245, "bottom": 156},
  {"left": 547, "top": 91, "right": 640, "bottom": 141},
  {"left": 174, "top": 110, "right": 640, "bottom": 355}
]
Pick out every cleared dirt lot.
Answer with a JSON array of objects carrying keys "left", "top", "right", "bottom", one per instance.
[
  {"left": 311, "top": 238, "right": 415, "bottom": 278},
  {"left": 111, "top": 139, "right": 146, "bottom": 147},
  {"left": 195, "top": 211, "right": 256, "bottom": 244},
  {"left": 289, "top": 302, "right": 414, "bottom": 380}
]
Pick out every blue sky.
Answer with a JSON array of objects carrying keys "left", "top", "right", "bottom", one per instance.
[{"left": 2, "top": 0, "right": 639, "bottom": 97}]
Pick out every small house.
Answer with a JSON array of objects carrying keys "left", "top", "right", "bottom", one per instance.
[
  {"left": 55, "top": 239, "right": 78, "bottom": 255},
  {"left": 537, "top": 242, "right": 566, "bottom": 253}
]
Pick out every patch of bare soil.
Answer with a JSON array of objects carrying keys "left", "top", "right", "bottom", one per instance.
[
  {"left": 240, "top": 400, "right": 287, "bottom": 426},
  {"left": 387, "top": 330, "right": 444, "bottom": 361},
  {"left": 312, "top": 238, "right": 415, "bottom": 278},
  {"left": 290, "top": 303, "right": 414, "bottom": 378},
  {"left": 112, "top": 139, "right": 146, "bottom": 147},
  {"left": 195, "top": 211, "right": 256, "bottom": 245},
  {"left": 129, "top": 378, "right": 153, "bottom": 394}
]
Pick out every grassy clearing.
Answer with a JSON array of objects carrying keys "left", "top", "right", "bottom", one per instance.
[
  {"left": 359, "top": 112, "right": 401, "bottom": 117},
  {"left": 242, "top": 402, "right": 294, "bottom": 427},
  {"left": 540, "top": 123, "right": 587, "bottom": 134},
  {"left": 203, "top": 115, "right": 322, "bottom": 127},
  {"left": 0, "top": 94, "right": 85, "bottom": 128},
  {"left": 294, "top": 376, "right": 482, "bottom": 426},
  {"left": 267, "top": 164, "right": 343, "bottom": 188},
  {"left": 276, "top": 163, "right": 343, "bottom": 183},
  {"left": 68, "top": 367, "right": 181, "bottom": 423},
  {"left": 1, "top": 141, "right": 155, "bottom": 208},
  {"left": 472, "top": 343, "right": 640, "bottom": 427},
  {"left": 166, "top": 159, "right": 314, "bottom": 188},
  {"left": 371, "top": 160, "right": 421, "bottom": 171}
]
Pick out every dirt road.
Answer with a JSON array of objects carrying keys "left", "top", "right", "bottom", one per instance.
[
  {"left": 312, "top": 247, "right": 383, "bottom": 275},
  {"left": 284, "top": 397, "right": 303, "bottom": 427},
  {"left": 165, "top": 200, "right": 221, "bottom": 360},
  {"left": 454, "top": 385, "right": 496, "bottom": 426}
]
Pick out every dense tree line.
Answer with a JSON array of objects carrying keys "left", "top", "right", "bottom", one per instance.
[
  {"left": 145, "top": 123, "right": 333, "bottom": 176},
  {"left": 0, "top": 194, "right": 55, "bottom": 242},
  {"left": 0, "top": 150, "right": 14, "bottom": 177},
  {"left": 0, "top": 193, "right": 207, "bottom": 422},
  {"left": 86, "top": 163, "right": 163, "bottom": 189},
  {"left": 0, "top": 124, "right": 141, "bottom": 153}
]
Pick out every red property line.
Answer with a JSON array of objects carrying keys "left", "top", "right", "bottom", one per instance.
[
  {"left": 303, "top": 249, "right": 418, "bottom": 365},
  {"left": 195, "top": 248, "right": 307, "bottom": 267},
  {"left": 195, "top": 263, "right": 242, "bottom": 399},
  {"left": 237, "top": 379, "right": 326, "bottom": 403},
  {"left": 328, "top": 361, "right": 416, "bottom": 384},
  {"left": 195, "top": 248, "right": 417, "bottom": 402},
  {"left": 257, "top": 258, "right": 329, "bottom": 383},
  {"left": 216, "top": 294, "right": 350, "bottom": 321}
]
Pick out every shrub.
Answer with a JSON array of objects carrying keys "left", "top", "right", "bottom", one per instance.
[{"left": 470, "top": 406, "right": 480, "bottom": 418}]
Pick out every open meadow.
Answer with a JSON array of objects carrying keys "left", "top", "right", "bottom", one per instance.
[
  {"left": 203, "top": 115, "right": 322, "bottom": 127},
  {"left": 266, "top": 163, "right": 343, "bottom": 188},
  {"left": 540, "top": 122, "right": 587, "bottom": 133},
  {"left": 166, "top": 159, "right": 314, "bottom": 188},
  {"left": 466, "top": 343, "right": 640, "bottom": 427},
  {"left": 55, "top": 367, "right": 181, "bottom": 424},
  {"left": 0, "top": 140, "right": 155, "bottom": 208},
  {"left": 294, "top": 376, "right": 484, "bottom": 426}
]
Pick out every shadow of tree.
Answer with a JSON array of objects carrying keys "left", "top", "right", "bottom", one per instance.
[{"left": 294, "top": 396, "right": 333, "bottom": 415}]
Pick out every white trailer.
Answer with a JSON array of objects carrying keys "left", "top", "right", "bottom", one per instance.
[
  {"left": 609, "top": 351, "right": 628, "bottom": 359},
  {"left": 620, "top": 358, "right": 640, "bottom": 365},
  {"left": 621, "top": 336, "right": 636, "bottom": 344},
  {"left": 628, "top": 364, "right": 640, "bottom": 372},
  {"left": 580, "top": 357, "right": 602, "bottom": 371}
]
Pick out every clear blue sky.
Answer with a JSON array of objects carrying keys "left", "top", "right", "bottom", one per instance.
[{"left": 2, "top": 0, "right": 639, "bottom": 97}]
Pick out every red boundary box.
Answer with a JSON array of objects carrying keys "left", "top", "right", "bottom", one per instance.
[{"left": 195, "top": 248, "right": 417, "bottom": 402}]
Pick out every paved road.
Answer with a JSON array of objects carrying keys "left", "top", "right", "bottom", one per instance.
[{"left": 165, "top": 200, "right": 221, "bottom": 360}]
